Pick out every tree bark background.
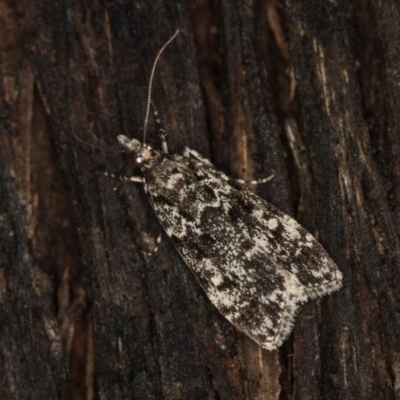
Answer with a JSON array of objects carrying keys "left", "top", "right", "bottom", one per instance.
[{"left": 1, "top": 0, "right": 399, "bottom": 399}]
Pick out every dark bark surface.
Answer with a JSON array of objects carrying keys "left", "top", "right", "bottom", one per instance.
[{"left": 1, "top": 0, "right": 399, "bottom": 399}]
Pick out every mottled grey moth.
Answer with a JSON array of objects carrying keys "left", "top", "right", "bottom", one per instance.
[{"left": 116, "top": 30, "right": 343, "bottom": 350}]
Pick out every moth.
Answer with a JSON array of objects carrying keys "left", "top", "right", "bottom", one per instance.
[{"left": 115, "top": 30, "right": 343, "bottom": 350}]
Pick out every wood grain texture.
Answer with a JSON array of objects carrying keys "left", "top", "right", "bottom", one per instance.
[{"left": 0, "top": 0, "right": 399, "bottom": 399}]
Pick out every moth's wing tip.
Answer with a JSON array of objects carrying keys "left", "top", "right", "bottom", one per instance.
[
  {"left": 248, "top": 289, "right": 300, "bottom": 351},
  {"left": 300, "top": 264, "right": 343, "bottom": 300}
]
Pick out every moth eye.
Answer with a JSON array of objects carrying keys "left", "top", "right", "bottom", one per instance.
[{"left": 134, "top": 157, "right": 144, "bottom": 166}]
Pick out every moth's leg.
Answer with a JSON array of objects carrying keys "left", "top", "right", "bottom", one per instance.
[
  {"left": 152, "top": 107, "right": 169, "bottom": 154},
  {"left": 105, "top": 171, "right": 161, "bottom": 254},
  {"left": 183, "top": 147, "right": 214, "bottom": 167},
  {"left": 183, "top": 147, "right": 273, "bottom": 185},
  {"left": 143, "top": 233, "right": 163, "bottom": 257},
  {"left": 236, "top": 175, "right": 274, "bottom": 186},
  {"left": 104, "top": 172, "right": 144, "bottom": 183}
]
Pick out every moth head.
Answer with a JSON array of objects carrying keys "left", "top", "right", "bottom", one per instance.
[{"left": 117, "top": 135, "right": 154, "bottom": 167}]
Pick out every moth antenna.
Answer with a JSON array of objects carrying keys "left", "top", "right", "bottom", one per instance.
[
  {"left": 73, "top": 133, "right": 127, "bottom": 153},
  {"left": 142, "top": 28, "right": 181, "bottom": 145}
]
